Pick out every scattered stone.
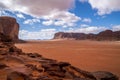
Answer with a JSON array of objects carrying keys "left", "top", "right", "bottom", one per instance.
[
  {"left": 37, "top": 76, "right": 52, "bottom": 80},
  {"left": 0, "top": 50, "right": 8, "bottom": 55},
  {"left": 65, "top": 70, "right": 79, "bottom": 79},
  {"left": 9, "top": 46, "right": 22, "bottom": 53},
  {"left": 42, "top": 58, "right": 57, "bottom": 63},
  {"left": 7, "top": 71, "right": 30, "bottom": 80},
  {"left": 41, "top": 63, "right": 51, "bottom": 71},
  {"left": 0, "top": 63, "right": 8, "bottom": 69},
  {"left": 70, "top": 66, "right": 96, "bottom": 80},
  {"left": 27, "top": 53, "right": 42, "bottom": 58},
  {"left": 58, "top": 62, "right": 70, "bottom": 68},
  {"left": 48, "top": 71, "right": 65, "bottom": 78},
  {"left": 92, "top": 71, "right": 119, "bottom": 80},
  {"left": 0, "top": 43, "right": 7, "bottom": 48},
  {"left": 73, "top": 78, "right": 93, "bottom": 80}
]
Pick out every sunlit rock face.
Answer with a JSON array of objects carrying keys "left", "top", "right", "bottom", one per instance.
[
  {"left": 0, "top": 16, "right": 19, "bottom": 41},
  {"left": 54, "top": 30, "right": 120, "bottom": 41}
]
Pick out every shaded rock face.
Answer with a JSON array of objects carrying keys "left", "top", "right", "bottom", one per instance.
[
  {"left": 97, "top": 30, "right": 120, "bottom": 40},
  {"left": 54, "top": 30, "right": 120, "bottom": 41},
  {"left": 0, "top": 16, "right": 19, "bottom": 41},
  {"left": 92, "top": 71, "right": 119, "bottom": 80}
]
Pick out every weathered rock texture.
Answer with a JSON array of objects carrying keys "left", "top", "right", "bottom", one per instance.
[
  {"left": 0, "top": 16, "right": 19, "bottom": 41},
  {"left": 0, "top": 32, "right": 119, "bottom": 80},
  {"left": 54, "top": 30, "right": 120, "bottom": 41}
]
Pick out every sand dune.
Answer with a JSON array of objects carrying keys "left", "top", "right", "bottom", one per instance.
[{"left": 16, "top": 40, "right": 120, "bottom": 77}]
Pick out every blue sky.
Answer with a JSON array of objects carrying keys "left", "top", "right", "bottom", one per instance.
[{"left": 0, "top": 0, "right": 120, "bottom": 39}]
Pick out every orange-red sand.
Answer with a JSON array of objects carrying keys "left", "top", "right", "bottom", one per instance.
[{"left": 16, "top": 40, "right": 120, "bottom": 77}]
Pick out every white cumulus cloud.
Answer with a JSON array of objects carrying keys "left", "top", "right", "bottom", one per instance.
[
  {"left": 0, "top": 9, "right": 9, "bottom": 16},
  {"left": 112, "top": 25, "right": 120, "bottom": 31},
  {"left": 19, "top": 29, "right": 56, "bottom": 40},
  {"left": 16, "top": 13, "right": 25, "bottom": 19},
  {"left": 80, "top": 24, "right": 89, "bottom": 27},
  {"left": 66, "top": 26, "right": 107, "bottom": 34},
  {"left": 88, "top": 0, "right": 120, "bottom": 15},
  {"left": 0, "top": 0, "right": 74, "bottom": 17},
  {"left": 42, "top": 10, "right": 81, "bottom": 27},
  {"left": 82, "top": 18, "right": 92, "bottom": 23},
  {"left": 24, "top": 18, "right": 40, "bottom": 25},
  {"left": 0, "top": 0, "right": 80, "bottom": 27},
  {"left": 42, "top": 20, "right": 53, "bottom": 26}
]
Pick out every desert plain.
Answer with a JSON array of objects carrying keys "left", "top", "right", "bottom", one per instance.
[{"left": 16, "top": 40, "right": 120, "bottom": 77}]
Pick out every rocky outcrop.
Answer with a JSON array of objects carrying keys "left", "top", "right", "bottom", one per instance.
[
  {"left": 92, "top": 71, "right": 119, "bottom": 80},
  {"left": 97, "top": 30, "right": 120, "bottom": 40},
  {"left": 54, "top": 32, "right": 87, "bottom": 40},
  {"left": 0, "top": 16, "right": 19, "bottom": 41},
  {"left": 0, "top": 32, "right": 119, "bottom": 80},
  {"left": 54, "top": 30, "right": 120, "bottom": 41}
]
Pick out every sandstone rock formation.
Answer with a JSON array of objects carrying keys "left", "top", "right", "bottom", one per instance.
[
  {"left": 0, "top": 16, "right": 19, "bottom": 41},
  {"left": 0, "top": 32, "right": 119, "bottom": 80},
  {"left": 54, "top": 30, "right": 120, "bottom": 41},
  {"left": 97, "top": 30, "right": 120, "bottom": 40}
]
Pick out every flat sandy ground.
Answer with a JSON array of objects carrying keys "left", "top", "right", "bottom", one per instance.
[{"left": 16, "top": 40, "right": 120, "bottom": 77}]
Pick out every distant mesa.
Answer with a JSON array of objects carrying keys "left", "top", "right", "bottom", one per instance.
[
  {"left": 54, "top": 30, "right": 120, "bottom": 41},
  {"left": 0, "top": 16, "right": 19, "bottom": 41}
]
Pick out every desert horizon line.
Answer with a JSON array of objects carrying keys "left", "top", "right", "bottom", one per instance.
[{"left": 19, "top": 29, "right": 120, "bottom": 40}]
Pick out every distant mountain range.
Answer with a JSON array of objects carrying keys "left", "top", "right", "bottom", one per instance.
[{"left": 54, "top": 30, "right": 120, "bottom": 41}]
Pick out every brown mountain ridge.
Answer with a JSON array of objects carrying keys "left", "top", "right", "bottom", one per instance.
[{"left": 54, "top": 30, "right": 120, "bottom": 41}]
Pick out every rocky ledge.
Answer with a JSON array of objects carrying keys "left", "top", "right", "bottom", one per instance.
[{"left": 0, "top": 34, "right": 119, "bottom": 80}]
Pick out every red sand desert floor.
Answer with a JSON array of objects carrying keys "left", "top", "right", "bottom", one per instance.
[{"left": 16, "top": 40, "right": 120, "bottom": 77}]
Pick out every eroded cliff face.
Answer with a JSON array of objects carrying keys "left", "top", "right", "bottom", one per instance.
[
  {"left": 0, "top": 16, "right": 19, "bottom": 41},
  {"left": 54, "top": 30, "right": 120, "bottom": 41}
]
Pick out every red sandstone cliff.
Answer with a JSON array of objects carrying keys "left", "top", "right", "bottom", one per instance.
[
  {"left": 0, "top": 16, "right": 19, "bottom": 41},
  {"left": 54, "top": 30, "right": 120, "bottom": 41}
]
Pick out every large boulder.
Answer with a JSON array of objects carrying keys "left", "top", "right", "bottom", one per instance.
[
  {"left": 92, "top": 71, "right": 119, "bottom": 80},
  {"left": 0, "top": 16, "right": 19, "bottom": 41}
]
